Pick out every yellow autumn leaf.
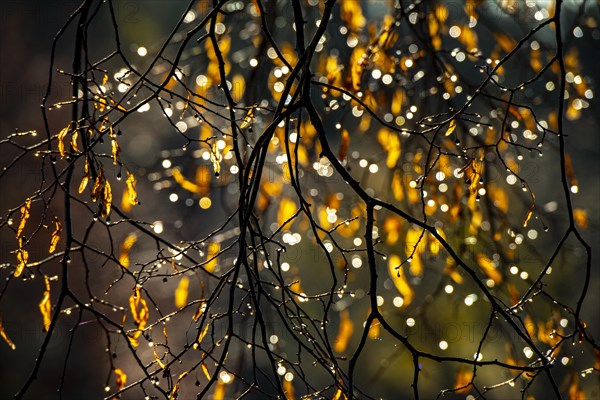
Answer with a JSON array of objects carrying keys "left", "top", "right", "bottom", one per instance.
[
  {"left": 91, "top": 167, "right": 105, "bottom": 202},
  {"left": 476, "top": 254, "right": 503, "bottom": 284},
  {"left": 405, "top": 228, "right": 424, "bottom": 276},
  {"left": 213, "top": 380, "right": 226, "bottom": 400},
  {"left": 445, "top": 257, "right": 463, "bottom": 284},
  {"left": 444, "top": 119, "right": 456, "bottom": 136},
  {"left": 205, "top": 242, "right": 220, "bottom": 273},
  {"left": 0, "top": 318, "right": 16, "bottom": 350},
  {"left": 388, "top": 254, "right": 414, "bottom": 306},
  {"left": 391, "top": 171, "right": 404, "bottom": 201},
  {"left": 128, "top": 286, "right": 149, "bottom": 347},
  {"left": 15, "top": 239, "right": 28, "bottom": 278},
  {"left": 454, "top": 366, "right": 473, "bottom": 393},
  {"left": 383, "top": 215, "right": 402, "bottom": 245},
  {"left": 277, "top": 197, "right": 297, "bottom": 227},
  {"left": 368, "top": 319, "right": 380, "bottom": 339},
  {"left": 573, "top": 208, "right": 587, "bottom": 229},
  {"left": 201, "top": 362, "right": 211, "bottom": 380},
  {"left": 17, "top": 198, "right": 31, "bottom": 238},
  {"left": 39, "top": 276, "right": 52, "bottom": 332},
  {"left": 114, "top": 368, "right": 127, "bottom": 390},
  {"left": 169, "top": 372, "right": 188, "bottom": 400},
  {"left": 78, "top": 159, "right": 90, "bottom": 194},
  {"left": 333, "top": 309, "right": 354, "bottom": 353},
  {"left": 100, "top": 179, "right": 112, "bottom": 219},
  {"left": 284, "top": 378, "right": 295, "bottom": 400},
  {"left": 154, "top": 349, "right": 167, "bottom": 369},
  {"left": 240, "top": 106, "right": 255, "bottom": 129},
  {"left": 118, "top": 233, "right": 137, "bottom": 268},
  {"left": 210, "top": 141, "right": 222, "bottom": 177},
  {"left": 340, "top": 0, "right": 366, "bottom": 31},
  {"left": 49, "top": 216, "right": 62, "bottom": 253},
  {"left": 174, "top": 276, "right": 190, "bottom": 309},
  {"left": 125, "top": 172, "right": 139, "bottom": 206},
  {"left": 377, "top": 128, "right": 401, "bottom": 168},
  {"left": 57, "top": 125, "right": 69, "bottom": 158}
]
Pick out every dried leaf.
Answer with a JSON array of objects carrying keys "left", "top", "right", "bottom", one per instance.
[
  {"left": 444, "top": 119, "right": 457, "bottom": 136},
  {"left": 128, "top": 286, "right": 149, "bottom": 347},
  {"left": 49, "top": 216, "right": 62, "bottom": 253},
  {"left": 91, "top": 167, "right": 105, "bottom": 202},
  {"left": 454, "top": 366, "right": 473, "bottom": 393},
  {"left": 522, "top": 206, "right": 534, "bottom": 228},
  {"left": 193, "top": 300, "right": 206, "bottom": 322},
  {"left": 125, "top": 172, "right": 139, "bottom": 206},
  {"left": 39, "top": 276, "right": 52, "bottom": 332},
  {"left": 100, "top": 179, "right": 113, "bottom": 219},
  {"left": 213, "top": 381, "right": 226, "bottom": 400},
  {"left": 14, "top": 241, "right": 28, "bottom": 278},
  {"left": 169, "top": 372, "right": 188, "bottom": 400},
  {"left": 201, "top": 362, "right": 211, "bottom": 380},
  {"left": 78, "top": 159, "right": 90, "bottom": 194},
  {"left": 240, "top": 106, "right": 255, "bottom": 129},
  {"left": 210, "top": 141, "right": 222, "bottom": 177},
  {"left": 114, "top": 368, "right": 127, "bottom": 390},
  {"left": 57, "top": 125, "right": 69, "bottom": 158},
  {"left": 476, "top": 254, "right": 503, "bottom": 284},
  {"left": 17, "top": 198, "right": 32, "bottom": 238},
  {"left": 0, "top": 318, "right": 16, "bottom": 350},
  {"left": 118, "top": 233, "right": 137, "bottom": 268},
  {"left": 333, "top": 309, "right": 354, "bottom": 353},
  {"left": 154, "top": 350, "right": 167, "bottom": 369},
  {"left": 174, "top": 276, "right": 190, "bottom": 309},
  {"left": 284, "top": 378, "right": 295, "bottom": 400}
]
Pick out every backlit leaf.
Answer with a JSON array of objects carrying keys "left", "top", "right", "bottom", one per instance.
[
  {"left": 49, "top": 216, "right": 62, "bottom": 253},
  {"left": 125, "top": 172, "right": 139, "bottom": 206},
  {"left": 205, "top": 242, "right": 220, "bottom": 273},
  {"left": 444, "top": 119, "right": 457, "bottom": 136},
  {"left": 16, "top": 198, "right": 31, "bottom": 238},
  {"left": 39, "top": 276, "right": 52, "bottom": 332},
  {"left": 128, "top": 286, "right": 149, "bottom": 347},
  {"left": 388, "top": 254, "right": 414, "bottom": 306},
  {"left": 100, "top": 179, "right": 113, "bottom": 219},
  {"left": 405, "top": 228, "right": 424, "bottom": 276},
  {"left": 240, "top": 106, "right": 255, "bottom": 129},
  {"left": 284, "top": 378, "right": 295, "bottom": 400},
  {"left": 114, "top": 368, "right": 127, "bottom": 391},
  {"left": 0, "top": 318, "right": 16, "bottom": 350},
  {"left": 78, "top": 159, "right": 90, "bottom": 194},
  {"left": 277, "top": 197, "right": 297, "bottom": 227},
  {"left": 454, "top": 367, "right": 473, "bottom": 393},
  {"left": 333, "top": 309, "right": 354, "bottom": 353},
  {"left": 476, "top": 254, "right": 503, "bottom": 284},
  {"left": 174, "top": 276, "right": 190, "bottom": 309},
  {"left": 57, "top": 125, "right": 69, "bottom": 158},
  {"left": 573, "top": 208, "right": 587, "bottom": 229},
  {"left": 338, "top": 129, "right": 350, "bottom": 162},
  {"left": 118, "top": 233, "right": 137, "bottom": 268}
]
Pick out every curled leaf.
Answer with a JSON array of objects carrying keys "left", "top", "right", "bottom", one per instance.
[
  {"left": 100, "top": 179, "right": 113, "bottom": 219},
  {"left": 78, "top": 159, "right": 90, "bottom": 194},
  {"left": 49, "top": 216, "right": 62, "bottom": 253},
  {"left": 57, "top": 125, "right": 69, "bottom": 158},
  {"left": 17, "top": 198, "right": 32, "bottom": 238},
  {"left": 445, "top": 119, "right": 457, "bottom": 136},
  {"left": 240, "top": 106, "right": 255, "bottom": 129},
  {"left": 0, "top": 318, "right": 16, "bottom": 350},
  {"left": 128, "top": 286, "right": 149, "bottom": 347},
  {"left": 39, "top": 276, "right": 52, "bottom": 332},
  {"left": 114, "top": 368, "right": 127, "bottom": 391},
  {"left": 125, "top": 172, "right": 139, "bottom": 206},
  {"left": 118, "top": 233, "right": 137, "bottom": 268}
]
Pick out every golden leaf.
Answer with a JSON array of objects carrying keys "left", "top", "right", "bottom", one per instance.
[
  {"left": 405, "top": 228, "right": 424, "bottom": 276},
  {"left": 154, "top": 350, "right": 167, "bottom": 369},
  {"left": 573, "top": 208, "right": 587, "bottom": 229},
  {"left": 0, "top": 318, "right": 16, "bottom": 350},
  {"left": 444, "top": 119, "right": 457, "bottom": 136},
  {"left": 240, "top": 106, "right": 255, "bottom": 129},
  {"left": 454, "top": 367, "right": 473, "bottom": 393},
  {"left": 445, "top": 257, "right": 463, "bottom": 284},
  {"left": 205, "top": 242, "right": 220, "bottom": 273},
  {"left": 213, "top": 381, "right": 226, "bottom": 400},
  {"left": 118, "top": 233, "right": 137, "bottom": 268},
  {"left": 210, "top": 141, "right": 222, "bottom": 177},
  {"left": 114, "top": 368, "right": 127, "bottom": 390},
  {"left": 201, "top": 363, "right": 211, "bottom": 380},
  {"left": 100, "top": 179, "right": 113, "bottom": 219},
  {"left": 338, "top": 130, "right": 350, "bottom": 161},
  {"left": 391, "top": 171, "right": 404, "bottom": 201},
  {"left": 333, "top": 309, "right": 354, "bottom": 353},
  {"left": 39, "top": 276, "right": 52, "bottom": 332},
  {"left": 78, "top": 159, "right": 90, "bottom": 194},
  {"left": 277, "top": 197, "right": 297, "bottom": 227},
  {"left": 49, "top": 216, "right": 62, "bottom": 253},
  {"left": 174, "top": 276, "right": 190, "bottom": 309},
  {"left": 198, "top": 323, "right": 210, "bottom": 344},
  {"left": 284, "top": 379, "right": 295, "bottom": 400},
  {"left": 125, "top": 172, "right": 139, "bottom": 206},
  {"left": 128, "top": 286, "right": 148, "bottom": 347},
  {"left": 15, "top": 241, "right": 28, "bottom": 278},
  {"left": 193, "top": 300, "right": 206, "bottom": 322},
  {"left": 383, "top": 215, "right": 402, "bottom": 245},
  {"left": 169, "top": 372, "right": 188, "bottom": 400},
  {"left": 368, "top": 319, "right": 380, "bottom": 339},
  {"left": 388, "top": 254, "right": 414, "bottom": 306},
  {"left": 522, "top": 206, "right": 533, "bottom": 228},
  {"left": 57, "top": 125, "right": 69, "bottom": 158},
  {"left": 91, "top": 167, "right": 105, "bottom": 202},
  {"left": 340, "top": 0, "right": 366, "bottom": 31},
  {"left": 111, "top": 138, "right": 119, "bottom": 165},
  {"left": 488, "top": 184, "right": 509, "bottom": 213},
  {"left": 16, "top": 198, "right": 32, "bottom": 238},
  {"left": 348, "top": 46, "right": 366, "bottom": 91},
  {"left": 70, "top": 129, "right": 80, "bottom": 153},
  {"left": 476, "top": 254, "right": 503, "bottom": 284},
  {"left": 377, "top": 128, "right": 401, "bottom": 168}
]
